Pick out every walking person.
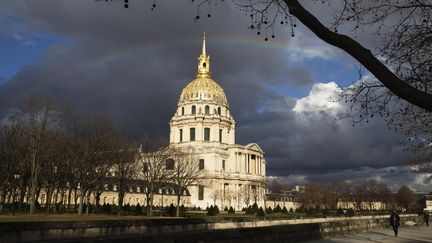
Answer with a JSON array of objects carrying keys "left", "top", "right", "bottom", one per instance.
[
  {"left": 424, "top": 211, "right": 429, "bottom": 226},
  {"left": 390, "top": 210, "right": 401, "bottom": 237}
]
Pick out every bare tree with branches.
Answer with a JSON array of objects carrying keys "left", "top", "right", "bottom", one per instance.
[
  {"left": 110, "top": 138, "right": 138, "bottom": 216},
  {"left": 138, "top": 140, "right": 171, "bottom": 216},
  {"left": 169, "top": 146, "right": 208, "bottom": 217},
  {"left": 69, "top": 115, "right": 119, "bottom": 216},
  {"left": 12, "top": 96, "right": 68, "bottom": 214}
]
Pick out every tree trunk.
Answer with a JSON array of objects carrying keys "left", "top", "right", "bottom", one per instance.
[
  {"left": 74, "top": 187, "right": 79, "bottom": 210},
  {"left": 284, "top": 0, "right": 432, "bottom": 112},
  {"left": 46, "top": 186, "right": 52, "bottom": 214},
  {"left": 67, "top": 187, "right": 72, "bottom": 212},
  {"left": 29, "top": 167, "right": 38, "bottom": 214},
  {"left": 53, "top": 188, "right": 60, "bottom": 214},
  {"left": 85, "top": 193, "right": 90, "bottom": 215},
  {"left": 117, "top": 190, "right": 123, "bottom": 216},
  {"left": 78, "top": 189, "right": 85, "bottom": 216},
  {"left": 176, "top": 194, "right": 181, "bottom": 217},
  {"left": 146, "top": 193, "right": 153, "bottom": 216},
  {"left": 95, "top": 191, "right": 101, "bottom": 214},
  {"left": 29, "top": 137, "right": 39, "bottom": 215},
  {"left": 18, "top": 185, "right": 26, "bottom": 212},
  {"left": 0, "top": 189, "right": 4, "bottom": 213}
]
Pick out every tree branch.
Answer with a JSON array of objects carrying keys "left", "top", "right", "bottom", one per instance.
[{"left": 285, "top": 0, "right": 432, "bottom": 112}]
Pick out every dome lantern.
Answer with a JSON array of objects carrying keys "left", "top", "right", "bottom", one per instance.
[{"left": 177, "top": 33, "right": 229, "bottom": 108}]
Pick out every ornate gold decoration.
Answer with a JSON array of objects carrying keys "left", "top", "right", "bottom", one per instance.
[{"left": 178, "top": 33, "right": 228, "bottom": 107}]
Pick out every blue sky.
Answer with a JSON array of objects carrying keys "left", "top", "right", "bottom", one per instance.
[{"left": 0, "top": 31, "right": 62, "bottom": 82}]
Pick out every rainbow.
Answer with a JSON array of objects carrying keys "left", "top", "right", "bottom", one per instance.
[{"left": 78, "top": 33, "right": 325, "bottom": 68}]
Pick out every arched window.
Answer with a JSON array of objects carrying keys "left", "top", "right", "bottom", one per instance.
[
  {"left": 217, "top": 107, "right": 221, "bottom": 115},
  {"left": 205, "top": 105, "right": 210, "bottom": 115},
  {"left": 192, "top": 105, "right": 196, "bottom": 115},
  {"left": 181, "top": 107, "right": 185, "bottom": 115}
]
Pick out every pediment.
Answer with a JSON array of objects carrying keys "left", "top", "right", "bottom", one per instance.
[{"left": 245, "top": 143, "right": 264, "bottom": 154}]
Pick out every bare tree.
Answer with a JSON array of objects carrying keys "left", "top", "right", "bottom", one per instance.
[
  {"left": 110, "top": 138, "right": 138, "bottom": 216},
  {"left": 396, "top": 185, "right": 416, "bottom": 211},
  {"left": 0, "top": 121, "right": 27, "bottom": 212},
  {"left": 267, "top": 178, "right": 286, "bottom": 194},
  {"left": 69, "top": 115, "right": 119, "bottom": 216},
  {"left": 298, "top": 183, "right": 324, "bottom": 208},
  {"left": 12, "top": 96, "right": 67, "bottom": 214},
  {"left": 138, "top": 139, "right": 171, "bottom": 216},
  {"left": 210, "top": 182, "right": 222, "bottom": 206},
  {"left": 169, "top": 146, "right": 208, "bottom": 217},
  {"left": 239, "top": 184, "right": 252, "bottom": 208}
]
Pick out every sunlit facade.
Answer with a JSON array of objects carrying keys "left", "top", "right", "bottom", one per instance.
[{"left": 169, "top": 33, "right": 266, "bottom": 209}]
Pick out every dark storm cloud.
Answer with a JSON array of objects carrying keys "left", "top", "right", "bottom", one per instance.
[{"left": 0, "top": 1, "right": 414, "bottom": 188}]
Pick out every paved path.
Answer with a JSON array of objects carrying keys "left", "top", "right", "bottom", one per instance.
[{"left": 307, "top": 226, "right": 432, "bottom": 243}]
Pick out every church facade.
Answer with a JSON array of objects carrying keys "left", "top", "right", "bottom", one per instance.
[{"left": 169, "top": 34, "right": 266, "bottom": 210}]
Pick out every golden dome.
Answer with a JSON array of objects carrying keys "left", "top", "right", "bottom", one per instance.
[
  {"left": 177, "top": 33, "right": 229, "bottom": 107},
  {"left": 178, "top": 77, "right": 228, "bottom": 107}
]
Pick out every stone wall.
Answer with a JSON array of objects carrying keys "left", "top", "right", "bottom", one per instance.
[{"left": 0, "top": 214, "right": 420, "bottom": 242}]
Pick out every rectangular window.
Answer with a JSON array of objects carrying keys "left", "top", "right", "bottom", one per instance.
[
  {"left": 198, "top": 186, "right": 204, "bottom": 200},
  {"left": 199, "top": 159, "right": 205, "bottom": 170},
  {"left": 190, "top": 128, "right": 195, "bottom": 141},
  {"left": 179, "top": 129, "right": 183, "bottom": 142},
  {"left": 204, "top": 127, "right": 210, "bottom": 141},
  {"left": 219, "top": 129, "right": 222, "bottom": 142},
  {"left": 166, "top": 159, "right": 175, "bottom": 170},
  {"left": 222, "top": 160, "right": 225, "bottom": 171}
]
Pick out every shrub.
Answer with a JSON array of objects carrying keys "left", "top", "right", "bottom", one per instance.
[
  {"left": 346, "top": 208, "right": 355, "bottom": 217},
  {"left": 265, "top": 207, "right": 273, "bottom": 214},
  {"left": 336, "top": 207, "right": 344, "bottom": 216},
  {"left": 296, "top": 205, "right": 305, "bottom": 213},
  {"left": 274, "top": 204, "right": 282, "bottom": 213},
  {"left": 228, "top": 206, "right": 235, "bottom": 214},
  {"left": 224, "top": 206, "right": 229, "bottom": 212},
  {"left": 282, "top": 206, "right": 289, "bottom": 214},
  {"left": 123, "top": 203, "right": 131, "bottom": 213},
  {"left": 289, "top": 207, "right": 294, "bottom": 213},
  {"left": 245, "top": 206, "right": 255, "bottom": 215},
  {"left": 101, "top": 203, "right": 109, "bottom": 214},
  {"left": 252, "top": 203, "right": 259, "bottom": 213},
  {"left": 214, "top": 205, "right": 220, "bottom": 215},
  {"left": 322, "top": 207, "right": 330, "bottom": 216},
  {"left": 207, "top": 205, "right": 214, "bottom": 216},
  {"left": 207, "top": 205, "right": 220, "bottom": 216},
  {"left": 180, "top": 204, "right": 186, "bottom": 213},
  {"left": 257, "top": 207, "right": 266, "bottom": 217},
  {"left": 167, "top": 203, "right": 176, "bottom": 217},
  {"left": 135, "top": 203, "right": 142, "bottom": 215},
  {"left": 306, "top": 207, "right": 315, "bottom": 215},
  {"left": 314, "top": 205, "right": 321, "bottom": 214}
]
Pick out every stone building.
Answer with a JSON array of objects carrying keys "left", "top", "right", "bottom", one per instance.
[{"left": 169, "top": 33, "right": 266, "bottom": 209}]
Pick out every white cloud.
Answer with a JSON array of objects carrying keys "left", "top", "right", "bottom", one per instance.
[
  {"left": 293, "top": 82, "right": 342, "bottom": 114},
  {"left": 284, "top": 31, "right": 340, "bottom": 61},
  {"left": 11, "top": 34, "right": 36, "bottom": 47}
]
